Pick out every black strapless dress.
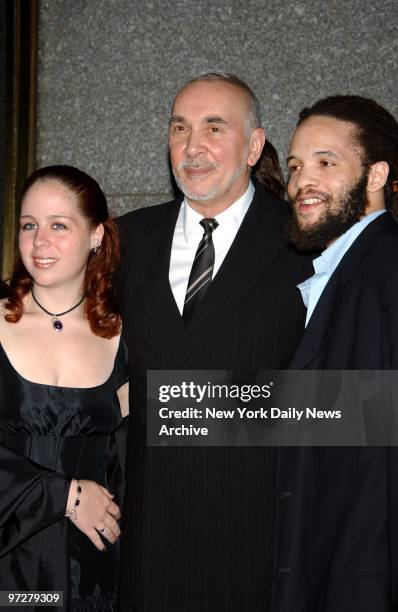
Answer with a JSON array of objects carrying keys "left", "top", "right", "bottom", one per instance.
[{"left": 0, "top": 341, "right": 127, "bottom": 611}]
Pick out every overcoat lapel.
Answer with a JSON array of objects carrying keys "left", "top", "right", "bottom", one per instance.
[{"left": 289, "top": 212, "right": 395, "bottom": 369}]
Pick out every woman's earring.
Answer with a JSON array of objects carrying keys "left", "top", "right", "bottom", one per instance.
[{"left": 90, "top": 244, "right": 101, "bottom": 255}]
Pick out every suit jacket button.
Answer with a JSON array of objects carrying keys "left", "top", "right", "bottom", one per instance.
[
  {"left": 279, "top": 491, "right": 293, "bottom": 499},
  {"left": 276, "top": 567, "right": 291, "bottom": 574}
]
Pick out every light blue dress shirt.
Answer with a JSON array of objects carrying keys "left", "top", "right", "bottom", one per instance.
[{"left": 298, "top": 210, "right": 386, "bottom": 327}]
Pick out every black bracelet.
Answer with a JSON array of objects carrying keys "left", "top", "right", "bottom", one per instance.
[{"left": 65, "top": 480, "right": 82, "bottom": 521}]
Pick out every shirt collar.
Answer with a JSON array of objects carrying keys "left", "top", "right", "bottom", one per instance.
[
  {"left": 297, "top": 209, "right": 386, "bottom": 312},
  {"left": 182, "top": 181, "right": 254, "bottom": 243},
  {"left": 315, "top": 209, "right": 386, "bottom": 277}
]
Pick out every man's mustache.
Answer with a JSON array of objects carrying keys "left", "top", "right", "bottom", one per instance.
[
  {"left": 294, "top": 189, "right": 329, "bottom": 201},
  {"left": 178, "top": 158, "right": 218, "bottom": 170}
]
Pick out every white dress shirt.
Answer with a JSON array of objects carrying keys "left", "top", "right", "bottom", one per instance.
[{"left": 169, "top": 181, "right": 255, "bottom": 314}]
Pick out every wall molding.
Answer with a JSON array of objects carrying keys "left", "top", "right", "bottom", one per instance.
[{"left": 3, "top": 0, "right": 37, "bottom": 279}]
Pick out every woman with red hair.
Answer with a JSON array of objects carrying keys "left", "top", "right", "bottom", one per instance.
[{"left": 0, "top": 165, "right": 128, "bottom": 611}]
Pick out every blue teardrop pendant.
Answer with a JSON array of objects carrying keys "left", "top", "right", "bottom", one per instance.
[
  {"left": 52, "top": 318, "right": 63, "bottom": 332},
  {"left": 31, "top": 290, "right": 84, "bottom": 331}
]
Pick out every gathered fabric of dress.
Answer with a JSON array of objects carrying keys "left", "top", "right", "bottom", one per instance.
[{"left": 0, "top": 340, "right": 128, "bottom": 612}]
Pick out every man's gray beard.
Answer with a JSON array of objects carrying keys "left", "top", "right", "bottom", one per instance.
[
  {"left": 285, "top": 171, "right": 369, "bottom": 252},
  {"left": 173, "top": 172, "right": 222, "bottom": 202},
  {"left": 173, "top": 155, "right": 248, "bottom": 203}
]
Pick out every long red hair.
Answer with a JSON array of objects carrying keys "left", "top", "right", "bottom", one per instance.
[{"left": 5, "top": 165, "right": 121, "bottom": 339}]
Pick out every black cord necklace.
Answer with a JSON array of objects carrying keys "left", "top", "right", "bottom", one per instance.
[{"left": 31, "top": 289, "right": 85, "bottom": 332}]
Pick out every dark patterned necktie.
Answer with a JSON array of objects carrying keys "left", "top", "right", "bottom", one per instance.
[{"left": 183, "top": 217, "right": 219, "bottom": 320}]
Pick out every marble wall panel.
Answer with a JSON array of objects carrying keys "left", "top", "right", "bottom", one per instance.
[{"left": 37, "top": 0, "right": 398, "bottom": 214}]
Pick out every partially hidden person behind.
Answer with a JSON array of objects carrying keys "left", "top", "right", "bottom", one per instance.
[
  {"left": 0, "top": 165, "right": 129, "bottom": 611},
  {"left": 254, "top": 138, "right": 286, "bottom": 200}
]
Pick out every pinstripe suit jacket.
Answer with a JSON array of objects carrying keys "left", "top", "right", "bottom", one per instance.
[{"left": 117, "top": 183, "right": 312, "bottom": 612}]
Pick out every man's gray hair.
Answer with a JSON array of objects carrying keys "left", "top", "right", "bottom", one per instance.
[{"left": 176, "top": 71, "right": 262, "bottom": 131}]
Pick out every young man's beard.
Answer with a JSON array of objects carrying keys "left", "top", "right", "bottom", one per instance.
[{"left": 285, "top": 171, "right": 369, "bottom": 252}]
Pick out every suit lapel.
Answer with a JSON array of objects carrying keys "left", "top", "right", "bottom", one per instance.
[
  {"left": 172, "top": 185, "right": 290, "bottom": 357},
  {"left": 140, "top": 200, "right": 185, "bottom": 347},
  {"left": 288, "top": 272, "right": 345, "bottom": 369},
  {"left": 290, "top": 212, "right": 395, "bottom": 369}
]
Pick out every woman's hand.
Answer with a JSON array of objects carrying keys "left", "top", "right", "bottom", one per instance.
[{"left": 65, "top": 478, "right": 121, "bottom": 551}]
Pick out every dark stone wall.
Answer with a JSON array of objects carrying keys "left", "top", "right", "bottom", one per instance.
[{"left": 33, "top": 0, "right": 398, "bottom": 214}]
